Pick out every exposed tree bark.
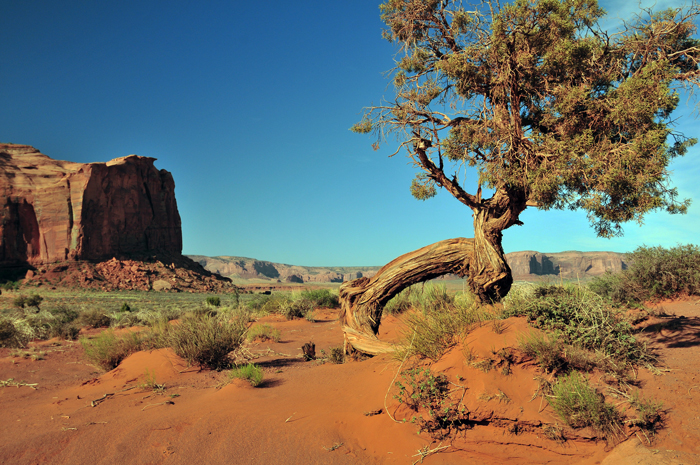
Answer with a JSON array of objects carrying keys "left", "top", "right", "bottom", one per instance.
[
  {"left": 339, "top": 189, "right": 528, "bottom": 355},
  {"left": 339, "top": 238, "right": 474, "bottom": 355}
]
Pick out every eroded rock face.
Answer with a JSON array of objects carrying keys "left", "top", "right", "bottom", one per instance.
[
  {"left": 506, "top": 251, "right": 627, "bottom": 278},
  {"left": 0, "top": 143, "right": 182, "bottom": 265}
]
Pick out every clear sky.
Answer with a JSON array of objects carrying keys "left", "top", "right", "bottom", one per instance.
[{"left": 1, "top": 0, "right": 698, "bottom": 266}]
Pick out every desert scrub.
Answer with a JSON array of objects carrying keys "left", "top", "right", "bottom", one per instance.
[
  {"left": 396, "top": 285, "right": 482, "bottom": 361},
  {"left": 548, "top": 372, "right": 622, "bottom": 439},
  {"left": 13, "top": 294, "right": 44, "bottom": 310},
  {"left": 504, "top": 283, "right": 651, "bottom": 364},
  {"left": 205, "top": 296, "right": 221, "bottom": 307},
  {"left": 298, "top": 288, "right": 339, "bottom": 308},
  {"left": 394, "top": 367, "right": 467, "bottom": 439},
  {"left": 591, "top": 244, "right": 700, "bottom": 304},
  {"left": 81, "top": 329, "right": 151, "bottom": 371},
  {"left": 0, "top": 317, "right": 31, "bottom": 348},
  {"left": 229, "top": 363, "right": 264, "bottom": 387},
  {"left": 78, "top": 308, "right": 113, "bottom": 328},
  {"left": 158, "top": 313, "right": 247, "bottom": 370},
  {"left": 246, "top": 323, "right": 281, "bottom": 342}
]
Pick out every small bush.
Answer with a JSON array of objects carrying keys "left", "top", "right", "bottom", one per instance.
[
  {"left": 548, "top": 372, "right": 621, "bottom": 439},
  {"left": 394, "top": 367, "right": 467, "bottom": 439},
  {"left": 518, "top": 331, "right": 565, "bottom": 373},
  {"left": 79, "top": 309, "right": 113, "bottom": 328},
  {"left": 80, "top": 330, "right": 149, "bottom": 371},
  {"left": 205, "top": 296, "right": 221, "bottom": 307},
  {"left": 299, "top": 289, "right": 339, "bottom": 309},
  {"left": 590, "top": 244, "right": 700, "bottom": 304},
  {"left": 504, "top": 284, "right": 650, "bottom": 364},
  {"left": 328, "top": 346, "right": 345, "bottom": 364},
  {"left": 50, "top": 306, "right": 79, "bottom": 324},
  {"left": 119, "top": 303, "right": 132, "bottom": 313},
  {"left": 159, "top": 313, "right": 247, "bottom": 370},
  {"left": 2, "top": 281, "right": 20, "bottom": 291},
  {"left": 229, "top": 363, "right": 264, "bottom": 387},
  {"left": 397, "top": 285, "right": 481, "bottom": 361},
  {"left": 0, "top": 318, "right": 29, "bottom": 348},
  {"left": 53, "top": 323, "right": 80, "bottom": 340},
  {"left": 246, "top": 323, "right": 281, "bottom": 342}
]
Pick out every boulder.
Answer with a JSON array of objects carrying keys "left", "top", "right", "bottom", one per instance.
[{"left": 0, "top": 143, "right": 182, "bottom": 265}]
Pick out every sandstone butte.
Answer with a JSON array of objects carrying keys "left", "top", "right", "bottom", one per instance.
[{"left": 0, "top": 143, "right": 182, "bottom": 265}]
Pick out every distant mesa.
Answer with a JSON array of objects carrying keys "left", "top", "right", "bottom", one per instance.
[
  {"left": 189, "top": 251, "right": 628, "bottom": 284},
  {"left": 507, "top": 251, "right": 627, "bottom": 280},
  {"left": 0, "top": 143, "right": 231, "bottom": 291}
]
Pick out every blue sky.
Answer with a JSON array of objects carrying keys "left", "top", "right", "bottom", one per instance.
[{"left": 1, "top": 0, "right": 698, "bottom": 266}]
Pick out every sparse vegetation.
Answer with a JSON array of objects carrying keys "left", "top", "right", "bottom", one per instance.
[
  {"left": 229, "top": 363, "right": 264, "bottom": 387},
  {"left": 394, "top": 284, "right": 482, "bottom": 361},
  {"left": 158, "top": 313, "right": 248, "bottom": 370},
  {"left": 504, "top": 284, "right": 651, "bottom": 365},
  {"left": 81, "top": 330, "right": 150, "bottom": 371},
  {"left": 246, "top": 323, "right": 281, "bottom": 343},
  {"left": 205, "top": 296, "right": 221, "bottom": 307},
  {"left": 548, "top": 372, "right": 622, "bottom": 439},
  {"left": 78, "top": 308, "right": 113, "bottom": 329},
  {"left": 394, "top": 367, "right": 467, "bottom": 439},
  {"left": 591, "top": 244, "right": 700, "bottom": 304}
]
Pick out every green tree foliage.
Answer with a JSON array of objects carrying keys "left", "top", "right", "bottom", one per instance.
[{"left": 354, "top": 0, "right": 700, "bottom": 239}]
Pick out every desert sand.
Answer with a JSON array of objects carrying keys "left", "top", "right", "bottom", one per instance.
[{"left": 2, "top": 301, "right": 700, "bottom": 464}]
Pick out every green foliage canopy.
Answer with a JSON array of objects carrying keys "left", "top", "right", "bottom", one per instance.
[{"left": 354, "top": 0, "right": 700, "bottom": 237}]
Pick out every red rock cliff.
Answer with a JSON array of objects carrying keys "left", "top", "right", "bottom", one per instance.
[{"left": 0, "top": 143, "right": 182, "bottom": 265}]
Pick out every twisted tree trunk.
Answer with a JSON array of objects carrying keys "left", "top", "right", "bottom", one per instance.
[
  {"left": 339, "top": 238, "right": 474, "bottom": 354},
  {"left": 339, "top": 189, "right": 527, "bottom": 355}
]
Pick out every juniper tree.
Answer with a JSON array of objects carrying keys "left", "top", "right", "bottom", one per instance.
[{"left": 340, "top": 0, "right": 700, "bottom": 353}]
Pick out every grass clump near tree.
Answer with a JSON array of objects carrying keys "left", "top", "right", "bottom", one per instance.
[
  {"left": 393, "top": 284, "right": 483, "bottom": 361},
  {"left": 229, "top": 363, "right": 264, "bottom": 387},
  {"left": 590, "top": 244, "right": 700, "bottom": 305},
  {"left": 548, "top": 372, "right": 622, "bottom": 439},
  {"left": 246, "top": 323, "right": 281, "bottom": 342}
]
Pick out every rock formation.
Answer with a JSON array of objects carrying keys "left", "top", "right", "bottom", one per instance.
[
  {"left": 506, "top": 251, "right": 627, "bottom": 279},
  {"left": 0, "top": 143, "right": 182, "bottom": 265},
  {"left": 191, "top": 251, "right": 628, "bottom": 284}
]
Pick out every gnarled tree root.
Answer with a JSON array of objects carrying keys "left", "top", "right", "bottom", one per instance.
[{"left": 339, "top": 238, "right": 475, "bottom": 355}]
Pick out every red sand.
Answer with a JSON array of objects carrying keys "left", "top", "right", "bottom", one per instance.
[{"left": 2, "top": 303, "right": 700, "bottom": 464}]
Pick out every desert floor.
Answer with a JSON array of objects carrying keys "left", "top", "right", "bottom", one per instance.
[{"left": 2, "top": 300, "right": 700, "bottom": 465}]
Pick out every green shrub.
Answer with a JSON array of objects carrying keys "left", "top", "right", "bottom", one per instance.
[
  {"left": 394, "top": 367, "right": 467, "bottom": 439},
  {"left": 50, "top": 306, "right": 79, "bottom": 324},
  {"left": 548, "top": 372, "right": 621, "bottom": 439},
  {"left": 590, "top": 244, "right": 700, "bottom": 303},
  {"left": 119, "top": 303, "right": 132, "bottom": 313},
  {"left": 518, "top": 331, "right": 565, "bottom": 373},
  {"left": 79, "top": 309, "right": 113, "bottom": 328},
  {"left": 229, "top": 363, "right": 264, "bottom": 387},
  {"left": 504, "top": 284, "right": 650, "bottom": 364},
  {"left": 328, "top": 346, "right": 345, "bottom": 364},
  {"left": 396, "top": 285, "right": 481, "bottom": 361},
  {"left": 1, "top": 281, "right": 20, "bottom": 291},
  {"left": 205, "top": 296, "right": 221, "bottom": 307},
  {"left": 299, "top": 289, "right": 339, "bottom": 308},
  {"left": 0, "top": 318, "right": 30, "bottom": 348},
  {"left": 159, "top": 313, "right": 247, "bottom": 370},
  {"left": 53, "top": 324, "right": 80, "bottom": 340},
  {"left": 80, "top": 330, "right": 149, "bottom": 371}
]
